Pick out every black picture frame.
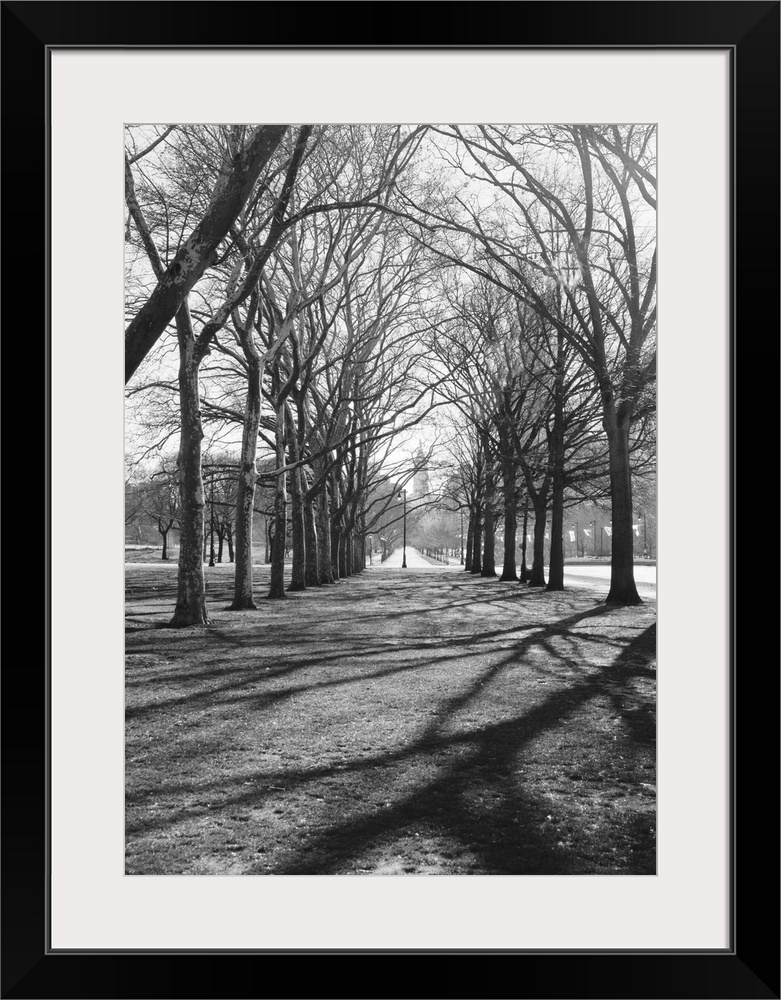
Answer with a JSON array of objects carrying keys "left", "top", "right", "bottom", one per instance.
[{"left": 3, "top": 2, "right": 778, "bottom": 997}]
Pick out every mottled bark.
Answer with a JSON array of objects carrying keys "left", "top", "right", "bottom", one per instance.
[
  {"left": 304, "top": 494, "right": 320, "bottom": 587},
  {"left": 329, "top": 470, "right": 342, "bottom": 582},
  {"left": 315, "top": 458, "right": 334, "bottom": 584},
  {"left": 170, "top": 304, "right": 209, "bottom": 627},
  {"left": 519, "top": 501, "right": 530, "bottom": 583},
  {"left": 267, "top": 399, "right": 288, "bottom": 600},
  {"left": 230, "top": 350, "right": 261, "bottom": 610},
  {"left": 287, "top": 409, "right": 306, "bottom": 592},
  {"left": 528, "top": 501, "right": 547, "bottom": 588}
]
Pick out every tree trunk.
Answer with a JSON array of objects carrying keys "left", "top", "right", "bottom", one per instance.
[
  {"left": 546, "top": 471, "right": 565, "bottom": 592},
  {"left": 170, "top": 304, "right": 210, "bottom": 627},
  {"left": 464, "top": 508, "right": 474, "bottom": 571},
  {"left": 329, "top": 470, "right": 342, "bottom": 582},
  {"left": 481, "top": 450, "right": 496, "bottom": 577},
  {"left": 160, "top": 525, "right": 169, "bottom": 560},
  {"left": 481, "top": 507, "right": 496, "bottom": 576},
  {"left": 338, "top": 530, "right": 349, "bottom": 578},
  {"left": 499, "top": 446, "right": 517, "bottom": 581},
  {"left": 267, "top": 398, "right": 287, "bottom": 599},
  {"left": 230, "top": 351, "right": 261, "bottom": 610},
  {"left": 315, "top": 458, "right": 334, "bottom": 584},
  {"left": 331, "top": 526, "right": 341, "bottom": 580},
  {"left": 604, "top": 403, "right": 642, "bottom": 604},
  {"left": 287, "top": 409, "right": 306, "bottom": 592},
  {"left": 470, "top": 504, "right": 483, "bottom": 574},
  {"left": 519, "top": 501, "right": 530, "bottom": 583},
  {"left": 528, "top": 501, "right": 547, "bottom": 587},
  {"left": 304, "top": 493, "right": 320, "bottom": 587},
  {"left": 546, "top": 389, "right": 566, "bottom": 592},
  {"left": 227, "top": 527, "right": 234, "bottom": 563},
  {"left": 216, "top": 527, "right": 224, "bottom": 563}
]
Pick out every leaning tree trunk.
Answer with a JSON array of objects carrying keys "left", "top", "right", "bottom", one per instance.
[
  {"left": 230, "top": 348, "right": 261, "bottom": 610},
  {"left": 170, "top": 304, "right": 210, "bottom": 627},
  {"left": 528, "top": 500, "right": 548, "bottom": 588},
  {"left": 604, "top": 402, "right": 642, "bottom": 605},
  {"left": 125, "top": 126, "right": 289, "bottom": 384},
  {"left": 267, "top": 397, "right": 287, "bottom": 599},
  {"left": 286, "top": 409, "right": 306, "bottom": 592}
]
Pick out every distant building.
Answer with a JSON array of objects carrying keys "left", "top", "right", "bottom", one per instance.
[{"left": 412, "top": 446, "right": 429, "bottom": 498}]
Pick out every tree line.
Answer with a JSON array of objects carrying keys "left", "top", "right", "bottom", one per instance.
[{"left": 125, "top": 123, "right": 656, "bottom": 623}]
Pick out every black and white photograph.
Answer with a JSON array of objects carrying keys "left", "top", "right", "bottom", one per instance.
[{"left": 124, "top": 123, "right": 657, "bottom": 877}]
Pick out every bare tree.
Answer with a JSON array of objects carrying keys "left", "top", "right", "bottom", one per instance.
[{"left": 403, "top": 124, "right": 656, "bottom": 604}]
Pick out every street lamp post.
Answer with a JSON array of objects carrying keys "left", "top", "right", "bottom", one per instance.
[
  {"left": 398, "top": 489, "right": 407, "bottom": 568},
  {"left": 592, "top": 519, "right": 596, "bottom": 556}
]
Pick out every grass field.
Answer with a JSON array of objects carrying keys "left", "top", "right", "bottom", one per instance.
[{"left": 125, "top": 558, "right": 656, "bottom": 875}]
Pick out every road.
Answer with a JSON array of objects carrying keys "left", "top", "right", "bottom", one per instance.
[
  {"left": 562, "top": 563, "right": 656, "bottom": 598},
  {"left": 376, "top": 548, "right": 656, "bottom": 597}
]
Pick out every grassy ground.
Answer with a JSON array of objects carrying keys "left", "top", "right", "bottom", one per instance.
[{"left": 125, "top": 559, "right": 656, "bottom": 875}]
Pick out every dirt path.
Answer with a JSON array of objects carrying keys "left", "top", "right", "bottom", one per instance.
[{"left": 126, "top": 564, "right": 656, "bottom": 875}]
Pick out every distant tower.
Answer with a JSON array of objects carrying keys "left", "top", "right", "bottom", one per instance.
[{"left": 413, "top": 446, "right": 429, "bottom": 498}]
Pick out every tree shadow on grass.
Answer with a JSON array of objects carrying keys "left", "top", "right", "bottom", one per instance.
[
  {"left": 125, "top": 601, "right": 629, "bottom": 722},
  {"left": 126, "top": 611, "right": 655, "bottom": 876},
  {"left": 261, "top": 620, "right": 656, "bottom": 875}
]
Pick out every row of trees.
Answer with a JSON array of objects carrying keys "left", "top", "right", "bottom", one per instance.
[
  {"left": 125, "top": 123, "right": 656, "bottom": 623},
  {"left": 415, "top": 126, "right": 655, "bottom": 602},
  {"left": 126, "top": 125, "right": 441, "bottom": 623}
]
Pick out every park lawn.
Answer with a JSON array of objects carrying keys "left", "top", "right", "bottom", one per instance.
[{"left": 125, "top": 564, "right": 656, "bottom": 876}]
